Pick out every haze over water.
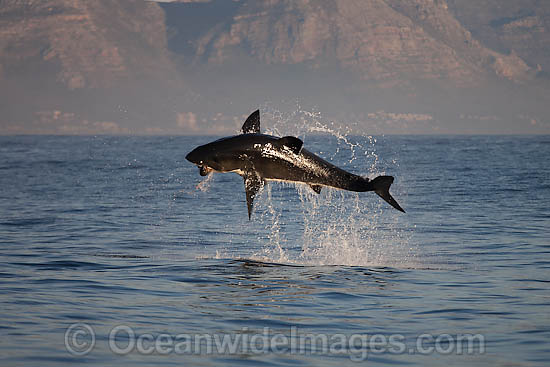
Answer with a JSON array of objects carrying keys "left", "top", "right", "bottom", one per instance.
[{"left": 1, "top": 113, "right": 549, "bottom": 366}]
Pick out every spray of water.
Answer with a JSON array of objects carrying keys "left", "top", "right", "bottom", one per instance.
[
  {"left": 195, "top": 172, "right": 214, "bottom": 192},
  {"left": 192, "top": 104, "right": 415, "bottom": 267},
  {"left": 249, "top": 104, "right": 415, "bottom": 267}
]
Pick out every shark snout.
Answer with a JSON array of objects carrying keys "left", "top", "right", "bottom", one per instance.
[
  {"left": 185, "top": 149, "right": 201, "bottom": 164},
  {"left": 186, "top": 148, "right": 212, "bottom": 176}
]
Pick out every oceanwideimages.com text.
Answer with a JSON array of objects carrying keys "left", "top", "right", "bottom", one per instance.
[{"left": 65, "top": 323, "right": 485, "bottom": 361}]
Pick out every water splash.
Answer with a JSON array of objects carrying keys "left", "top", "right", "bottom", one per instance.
[
  {"left": 255, "top": 184, "right": 291, "bottom": 264},
  {"left": 196, "top": 172, "right": 215, "bottom": 192},
  {"left": 250, "top": 104, "right": 415, "bottom": 267}
]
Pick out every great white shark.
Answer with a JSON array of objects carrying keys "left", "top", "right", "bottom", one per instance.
[{"left": 186, "top": 110, "right": 405, "bottom": 219}]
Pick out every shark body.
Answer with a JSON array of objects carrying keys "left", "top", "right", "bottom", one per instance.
[{"left": 185, "top": 110, "right": 405, "bottom": 219}]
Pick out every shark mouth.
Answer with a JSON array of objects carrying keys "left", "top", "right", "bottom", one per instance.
[{"left": 199, "top": 165, "right": 213, "bottom": 176}]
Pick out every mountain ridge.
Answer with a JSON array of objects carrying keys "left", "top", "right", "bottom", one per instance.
[{"left": 0, "top": 0, "right": 548, "bottom": 134}]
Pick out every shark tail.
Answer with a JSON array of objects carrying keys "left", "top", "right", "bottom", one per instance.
[{"left": 370, "top": 176, "right": 405, "bottom": 213}]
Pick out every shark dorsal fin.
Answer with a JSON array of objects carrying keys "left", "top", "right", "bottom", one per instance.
[
  {"left": 242, "top": 109, "right": 260, "bottom": 134},
  {"left": 278, "top": 136, "right": 303, "bottom": 154}
]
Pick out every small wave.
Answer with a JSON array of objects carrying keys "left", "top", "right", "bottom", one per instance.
[
  {"left": 12, "top": 260, "right": 109, "bottom": 270},
  {"left": 1, "top": 217, "right": 56, "bottom": 226},
  {"left": 117, "top": 163, "right": 147, "bottom": 170},
  {"left": 94, "top": 253, "right": 149, "bottom": 259}
]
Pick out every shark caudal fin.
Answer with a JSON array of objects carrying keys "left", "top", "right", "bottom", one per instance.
[{"left": 370, "top": 176, "right": 405, "bottom": 213}]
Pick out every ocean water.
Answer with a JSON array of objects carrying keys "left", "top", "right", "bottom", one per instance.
[{"left": 1, "top": 126, "right": 549, "bottom": 365}]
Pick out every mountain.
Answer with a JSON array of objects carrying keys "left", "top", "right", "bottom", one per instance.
[
  {"left": 0, "top": 0, "right": 187, "bottom": 134},
  {"left": 1, "top": 0, "right": 549, "bottom": 134},
  {"left": 163, "top": 0, "right": 549, "bottom": 133},
  {"left": 0, "top": 0, "right": 175, "bottom": 88},
  {"left": 447, "top": 0, "right": 550, "bottom": 74},
  {"left": 189, "top": 0, "right": 533, "bottom": 86}
]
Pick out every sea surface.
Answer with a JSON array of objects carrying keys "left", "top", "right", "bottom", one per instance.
[{"left": 1, "top": 127, "right": 549, "bottom": 366}]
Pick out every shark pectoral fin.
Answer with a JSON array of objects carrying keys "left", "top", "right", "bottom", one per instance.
[
  {"left": 278, "top": 136, "right": 303, "bottom": 154},
  {"left": 244, "top": 171, "right": 265, "bottom": 220},
  {"left": 242, "top": 109, "right": 260, "bottom": 134},
  {"left": 308, "top": 184, "right": 322, "bottom": 194}
]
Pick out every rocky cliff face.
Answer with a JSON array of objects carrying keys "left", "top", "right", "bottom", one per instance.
[
  {"left": 0, "top": 0, "right": 548, "bottom": 134},
  {"left": 447, "top": 0, "right": 550, "bottom": 73},
  {"left": 0, "top": 0, "right": 188, "bottom": 134},
  {"left": 0, "top": 0, "right": 177, "bottom": 89},
  {"left": 192, "top": 0, "right": 532, "bottom": 87}
]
